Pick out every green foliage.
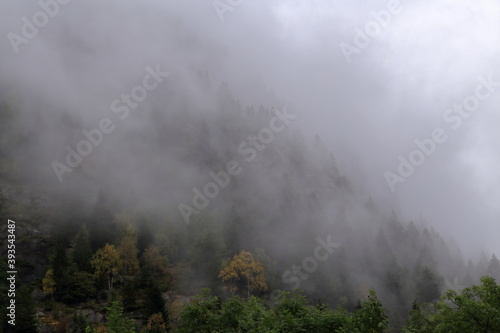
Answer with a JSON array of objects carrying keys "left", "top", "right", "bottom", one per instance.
[
  {"left": 122, "top": 279, "right": 139, "bottom": 311},
  {"left": 273, "top": 291, "right": 310, "bottom": 331},
  {"left": 61, "top": 269, "right": 97, "bottom": 304},
  {"left": 179, "top": 289, "right": 221, "bottom": 333},
  {"left": 191, "top": 223, "right": 227, "bottom": 287},
  {"left": 416, "top": 266, "right": 442, "bottom": 303},
  {"left": 272, "top": 290, "right": 349, "bottom": 332},
  {"left": 142, "top": 275, "right": 169, "bottom": 326},
  {"left": 86, "top": 301, "right": 136, "bottom": 333},
  {"left": 340, "top": 290, "right": 388, "bottom": 333},
  {"left": 404, "top": 301, "right": 436, "bottom": 333},
  {"left": 217, "top": 295, "right": 246, "bottom": 330},
  {"left": 51, "top": 242, "right": 69, "bottom": 294},
  {"left": 14, "top": 286, "right": 38, "bottom": 332},
  {"left": 235, "top": 296, "right": 276, "bottom": 332},
  {"left": 179, "top": 289, "right": 385, "bottom": 332},
  {"left": 487, "top": 254, "right": 500, "bottom": 280},
  {"left": 106, "top": 301, "right": 137, "bottom": 333},
  {"left": 404, "top": 276, "right": 500, "bottom": 332}
]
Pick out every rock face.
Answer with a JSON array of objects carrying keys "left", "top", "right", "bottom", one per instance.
[
  {"left": 0, "top": 183, "right": 53, "bottom": 284},
  {"left": 1, "top": 182, "right": 51, "bottom": 207},
  {"left": 78, "top": 309, "right": 105, "bottom": 324},
  {"left": 0, "top": 219, "right": 51, "bottom": 284}
]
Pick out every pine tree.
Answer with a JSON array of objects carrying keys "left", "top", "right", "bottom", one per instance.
[
  {"left": 487, "top": 254, "right": 500, "bottom": 280},
  {"left": 72, "top": 224, "right": 92, "bottom": 272},
  {"left": 51, "top": 242, "right": 69, "bottom": 300},
  {"left": 142, "top": 275, "right": 168, "bottom": 327},
  {"left": 15, "top": 286, "right": 37, "bottom": 332},
  {"left": 118, "top": 225, "right": 140, "bottom": 276},
  {"left": 416, "top": 266, "right": 442, "bottom": 303},
  {"left": 350, "top": 290, "right": 388, "bottom": 333},
  {"left": 223, "top": 206, "right": 241, "bottom": 256},
  {"left": 105, "top": 301, "right": 136, "bottom": 333},
  {"left": 122, "top": 279, "right": 138, "bottom": 311},
  {"left": 90, "top": 190, "right": 115, "bottom": 249},
  {"left": 137, "top": 218, "right": 154, "bottom": 255}
]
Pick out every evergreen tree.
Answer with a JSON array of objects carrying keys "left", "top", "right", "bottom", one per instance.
[
  {"left": 118, "top": 225, "right": 140, "bottom": 276},
  {"left": 347, "top": 290, "right": 388, "bottom": 333},
  {"left": 122, "top": 279, "right": 139, "bottom": 311},
  {"left": 106, "top": 302, "right": 136, "bottom": 333},
  {"left": 89, "top": 190, "right": 115, "bottom": 249},
  {"left": 487, "top": 254, "right": 500, "bottom": 280},
  {"left": 51, "top": 242, "right": 69, "bottom": 300},
  {"left": 72, "top": 224, "right": 92, "bottom": 272},
  {"left": 87, "top": 301, "right": 136, "bottom": 333},
  {"left": 137, "top": 218, "right": 154, "bottom": 255},
  {"left": 142, "top": 275, "right": 169, "bottom": 327},
  {"left": 385, "top": 258, "right": 403, "bottom": 301},
  {"left": 191, "top": 225, "right": 227, "bottom": 287},
  {"left": 404, "top": 276, "right": 500, "bottom": 332},
  {"left": 15, "top": 286, "right": 37, "bottom": 332},
  {"left": 416, "top": 266, "right": 442, "bottom": 303},
  {"left": 223, "top": 206, "right": 241, "bottom": 256},
  {"left": 60, "top": 267, "right": 96, "bottom": 304},
  {"left": 404, "top": 301, "right": 435, "bottom": 333}
]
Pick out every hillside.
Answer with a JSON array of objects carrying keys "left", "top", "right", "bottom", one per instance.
[{"left": 1, "top": 78, "right": 499, "bottom": 331}]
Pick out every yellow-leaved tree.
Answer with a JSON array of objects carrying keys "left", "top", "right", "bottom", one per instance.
[
  {"left": 91, "top": 243, "right": 122, "bottom": 291},
  {"left": 219, "top": 250, "right": 268, "bottom": 298},
  {"left": 118, "top": 224, "right": 140, "bottom": 276},
  {"left": 143, "top": 245, "right": 166, "bottom": 273},
  {"left": 42, "top": 268, "right": 56, "bottom": 297}
]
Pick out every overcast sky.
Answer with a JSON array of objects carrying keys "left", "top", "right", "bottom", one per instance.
[{"left": 1, "top": 0, "right": 499, "bottom": 258}]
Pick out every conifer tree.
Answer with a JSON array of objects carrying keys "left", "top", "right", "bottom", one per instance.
[{"left": 72, "top": 224, "right": 92, "bottom": 272}]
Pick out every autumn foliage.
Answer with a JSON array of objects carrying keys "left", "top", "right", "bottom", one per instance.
[{"left": 219, "top": 250, "right": 268, "bottom": 297}]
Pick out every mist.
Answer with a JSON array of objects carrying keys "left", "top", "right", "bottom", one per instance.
[
  {"left": 1, "top": 1, "right": 500, "bottom": 330},
  {"left": 2, "top": 0, "right": 499, "bottom": 256}
]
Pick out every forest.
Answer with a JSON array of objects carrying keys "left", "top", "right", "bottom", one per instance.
[
  {"left": 1, "top": 2, "right": 500, "bottom": 332},
  {"left": 1, "top": 75, "right": 500, "bottom": 332}
]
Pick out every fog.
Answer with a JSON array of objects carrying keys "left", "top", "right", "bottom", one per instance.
[{"left": 1, "top": 0, "right": 499, "bottom": 263}]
